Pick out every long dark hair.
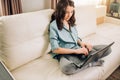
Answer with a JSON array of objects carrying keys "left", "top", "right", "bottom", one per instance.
[{"left": 50, "top": 0, "right": 76, "bottom": 30}]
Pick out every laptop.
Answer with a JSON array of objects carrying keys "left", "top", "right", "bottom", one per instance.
[
  {"left": 73, "top": 42, "right": 115, "bottom": 68},
  {"left": 0, "top": 61, "right": 15, "bottom": 80}
]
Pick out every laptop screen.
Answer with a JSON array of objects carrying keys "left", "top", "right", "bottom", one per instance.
[{"left": 0, "top": 61, "right": 15, "bottom": 80}]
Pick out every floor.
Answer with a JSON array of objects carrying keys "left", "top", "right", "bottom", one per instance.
[{"left": 106, "top": 66, "right": 120, "bottom": 80}]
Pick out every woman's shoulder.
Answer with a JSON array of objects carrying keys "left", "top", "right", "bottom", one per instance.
[
  {"left": 50, "top": 20, "right": 56, "bottom": 25},
  {"left": 50, "top": 20, "right": 58, "bottom": 29}
]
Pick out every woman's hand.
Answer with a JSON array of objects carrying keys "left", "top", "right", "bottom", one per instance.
[
  {"left": 75, "top": 47, "right": 89, "bottom": 55},
  {"left": 80, "top": 42, "right": 93, "bottom": 52}
]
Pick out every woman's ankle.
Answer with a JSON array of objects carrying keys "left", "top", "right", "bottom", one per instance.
[{"left": 89, "top": 60, "right": 104, "bottom": 67}]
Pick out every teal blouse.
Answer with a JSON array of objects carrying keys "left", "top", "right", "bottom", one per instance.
[{"left": 49, "top": 20, "right": 81, "bottom": 58}]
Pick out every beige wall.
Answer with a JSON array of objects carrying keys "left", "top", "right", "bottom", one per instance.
[{"left": 21, "top": 0, "right": 51, "bottom": 13}]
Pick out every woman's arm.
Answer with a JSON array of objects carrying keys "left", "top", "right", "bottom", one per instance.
[
  {"left": 53, "top": 47, "right": 89, "bottom": 55},
  {"left": 77, "top": 39, "right": 84, "bottom": 47}
]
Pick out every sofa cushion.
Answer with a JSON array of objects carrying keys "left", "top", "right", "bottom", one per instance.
[
  {"left": 12, "top": 53, "right": 103, "bottom": 80},
  {"left": 1, "top": 9, "right": 54, "bottom": 70},
  {"left": 12, "top": 34, "right": 120, "bottom": 80},
  {"left": 75, "top": 5, "right": 97, "bottom": 38},
  {"left": 12, "top": 56, "right": 69, "bottom": 80}
]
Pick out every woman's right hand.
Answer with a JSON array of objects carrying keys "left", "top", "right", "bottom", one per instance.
[{"left": 75, "top": 47, "right": 89, "bottom": 55}]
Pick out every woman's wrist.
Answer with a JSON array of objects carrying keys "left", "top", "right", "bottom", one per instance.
[
  {"left": 73, "top": 49, "right": 81, "bottom": 54},
  {"left": 73, "top": 49, "right": 77, "bottom": 54}
]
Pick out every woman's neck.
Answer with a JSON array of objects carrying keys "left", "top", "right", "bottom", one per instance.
[{"left": 63, "top": 20, "right": 70, "bottom": 30}]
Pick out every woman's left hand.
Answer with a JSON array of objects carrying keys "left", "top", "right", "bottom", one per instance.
[{"left": 81, "top": 42, "right": 93, "bottom": 52}]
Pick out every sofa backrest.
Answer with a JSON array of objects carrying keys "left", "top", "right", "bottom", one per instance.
[
  {"left": 75, "top": 5, "right": 97, "bottom": 38},
  {"left": 0, "top": 9, "right": 54, "bottom": 70},
  {"left": 0, "top": 21, "right": 2, "bottom": 54},
  {"left": 0, "top": 5, "right": 97, "bottom": 71}
]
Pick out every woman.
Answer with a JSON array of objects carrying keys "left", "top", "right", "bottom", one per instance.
[{"left": 49, "top": 0, "right": 111, "bottom": 75}]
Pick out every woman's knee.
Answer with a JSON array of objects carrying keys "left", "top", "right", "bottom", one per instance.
[
  {"left": 60, "top": 63, "right": 77, "bottom": 75},
  {"left": 103, "top": 47, "right": 112, "bottom": 57},
  {"left": 93, "top": 45, "right": 107, "bottom": 50},
  {"left": 92, "top": 45, "right": 112, "bottom": 60}
]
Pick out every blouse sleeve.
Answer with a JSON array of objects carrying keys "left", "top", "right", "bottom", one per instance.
[{"left": 49, "top": 24, "right": 59, "bottom": 51}]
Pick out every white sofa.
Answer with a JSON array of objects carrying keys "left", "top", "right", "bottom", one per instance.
[{"left": 0, "top": 5, "right": 120, "bottom": 80}]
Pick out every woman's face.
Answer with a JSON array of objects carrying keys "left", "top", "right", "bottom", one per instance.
[{"left": 64, "top": 6, "right": 74, "bottom": 21}]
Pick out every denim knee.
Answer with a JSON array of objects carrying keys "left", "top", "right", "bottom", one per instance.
[
  {"left": 61, "top": 63, "right": 77, "bottom": 75},
  {"left": 101, "top": 47, "right": 112, "bottom": 58}
]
